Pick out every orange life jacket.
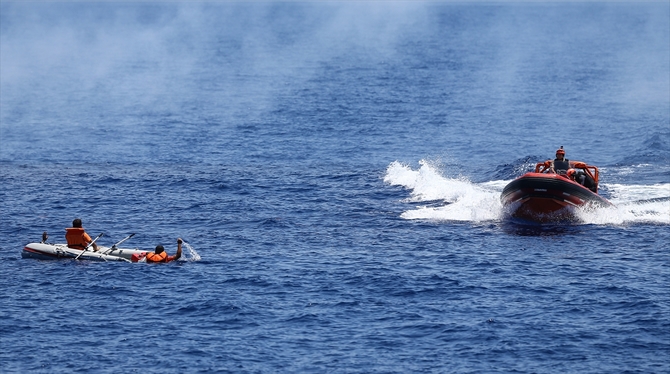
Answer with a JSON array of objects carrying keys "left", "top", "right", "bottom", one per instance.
[
  {"left": 146, "top": 251, "right": 169, "bottom": 263},
  {"left": 65, "top": 228, "right": 88, "bottom": 249}
]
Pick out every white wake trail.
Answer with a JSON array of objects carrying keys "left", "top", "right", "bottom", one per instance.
[
  {"left": 384, "top": 160, "right": 504, "bottom": 222},
  {"left": 579, "top": 183, "right": 670, "bottom": 225}
]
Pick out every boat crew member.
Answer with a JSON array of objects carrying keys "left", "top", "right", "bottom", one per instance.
[
  {"left": 65, "top": 218, "right": 99, "bottom": 251},
  {"left": 551, "top": 146, "right": 570, "bottom": 174},
  {"left": 146, "top": 238, "right": 183, "bottom": 263},
  {"left": 567, "top": 169, "right": 598, "bottom": 193}
]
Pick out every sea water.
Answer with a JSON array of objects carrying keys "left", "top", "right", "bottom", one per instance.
[{"left": 1, "top": 2, "right": 669, "bottom": 373}]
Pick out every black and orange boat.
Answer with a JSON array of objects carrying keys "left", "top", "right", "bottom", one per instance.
[{"left": 501, "top": 157, "right": 613, "bottom": 223}]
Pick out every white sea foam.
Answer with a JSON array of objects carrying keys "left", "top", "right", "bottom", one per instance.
[
  {"left": 384, "top": 160, "right": 504, "bottom": 222},
  {"left": 384, "top": 160, "right": 670, "bottom": 225},
  {"left": 578, "top": 183, "right": 670, "bottom": 225}
]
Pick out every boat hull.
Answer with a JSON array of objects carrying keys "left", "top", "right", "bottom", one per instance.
[
  {"left": 501, "top": 173, "right": 612, "bottom": 223},
  {"left": 22, "top": 243, "right": 148, "bottom": 262}
]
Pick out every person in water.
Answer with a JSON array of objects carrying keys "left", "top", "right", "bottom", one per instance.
[
  {"left": 551, "top": 146, "right": 570, "bottom": 174},
  {"left": 65, "top": 218, "right": 99, "bottom": 251},
  {"left": 146, "top": 238, "right": 183, "bottom": 263}
]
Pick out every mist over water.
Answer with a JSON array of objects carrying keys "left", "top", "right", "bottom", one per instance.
[
  {"left": 1, "top": 3, "right": 424, "bottom": 127},
  {"left": 2, "top": 2, "right": 668, "bottom": 166},
  {"left": 1, "top": 2, "right": 669, "bottom": 373}
]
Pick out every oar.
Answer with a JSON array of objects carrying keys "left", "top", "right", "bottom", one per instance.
[
  {"left": 101, "top": 233, "right": 135, "bottom": 255},
  {"left": 74, "top": 233, "right": 104, "bottom": 260}
]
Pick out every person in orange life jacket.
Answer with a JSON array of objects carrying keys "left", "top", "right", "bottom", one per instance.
[
  {"left": 146, "top": 238, "right": 183, "bottom": 263},
  {"left": 65, "top": 218, "right": 98, "bottom": 251},
  {"left": 551, "top": 146, "right": 570, "bottom": 174}
]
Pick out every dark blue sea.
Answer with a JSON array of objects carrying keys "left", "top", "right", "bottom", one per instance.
[{"left": 1, "top": 2, "right": 669, "bottom": 373}]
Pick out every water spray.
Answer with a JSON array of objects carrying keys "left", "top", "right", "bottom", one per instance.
[{"left": 181, "top": 239, "right": 202, "bottom": 261}]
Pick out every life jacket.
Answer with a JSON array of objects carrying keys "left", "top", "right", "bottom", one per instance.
[
  {"left": 146, "top": 251, "right": 169, "bottom": 263},
  {"left": 65, "top": 227, "right": 88, "bottom": 249},
  {"left": 553, "top": 158, "right": 570, "bottom": 173}
]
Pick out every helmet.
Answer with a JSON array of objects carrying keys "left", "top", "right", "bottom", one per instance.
[
  {"left": 556, "top": 146, "right": 565, "bottom": 155},
  {"left": 566, "top": 169, "right": 575, "bottom": 178}
]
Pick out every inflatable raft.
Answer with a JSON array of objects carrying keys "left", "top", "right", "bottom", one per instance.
[
  {"left": 22, "top": 233, "right": 147, "bottom": 262},
  {"left": 22, "top": 242, "right": 147, "bottom": 262}
]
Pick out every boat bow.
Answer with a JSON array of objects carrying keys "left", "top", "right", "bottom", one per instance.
[{"left": 501, "top": 161, "right": 612, "bottom": 222}]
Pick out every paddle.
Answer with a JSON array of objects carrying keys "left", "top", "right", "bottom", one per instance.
[
  {"left": 74, "top": 233, "right": 104, "bottom": 260},
  {"left": 101, "top": 233, "right": 136, "bottom": 255}
]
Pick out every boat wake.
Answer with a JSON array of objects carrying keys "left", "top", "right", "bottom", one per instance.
[
  {"left": 384, "top": 160, "right": 670, "bottom": 225},
  {"left": 583, "top": 183, "right": 670, "bottom": 225},
  {"left": 384, "top": 160, "right": 504, "bottom": 222}
]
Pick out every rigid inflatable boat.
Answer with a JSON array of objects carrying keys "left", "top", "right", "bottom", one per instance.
[{"left": 501, "top": 160, "right": 612, "bottom": 222}]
